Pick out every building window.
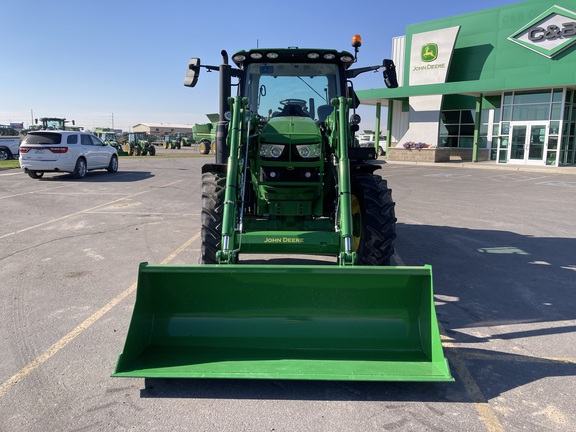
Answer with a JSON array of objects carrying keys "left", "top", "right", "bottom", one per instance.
[
  {"left": 439, "top": 110, "right": 476, "bottom": 148},
  {"left": 560, "top": 89, "right": 576, "bottom": 166},
  {"left": 502, "top": 89, "right": 563, "bottom": 122}
]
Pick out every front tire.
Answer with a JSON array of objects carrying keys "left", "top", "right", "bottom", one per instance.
[
  {"left": 350, "top": 173, "right": 396, "bottom": 265},
  {"left": 200, "top": 171, "right": 226, "bottom": 264}
]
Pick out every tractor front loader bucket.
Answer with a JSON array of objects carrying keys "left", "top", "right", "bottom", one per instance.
[{"left": 112, "top": 263, "right": 452, "bottom": 382}]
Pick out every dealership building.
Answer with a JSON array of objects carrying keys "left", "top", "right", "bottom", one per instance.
[{"left": 358, "top": 0, "right": 576, "bottom": 167}]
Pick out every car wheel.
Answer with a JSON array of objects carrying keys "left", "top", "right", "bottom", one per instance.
[
  {"left": 107, "top": 155, "right": 118, "bottom": 173},
  {"left": 27, "top": 170, "right": 44, "bottom": 179},
  {"left": 0, "top": 149, "right": 12, "bottom": 160},
  {"left": 148, "top": 146, "right": 156, "bottom": 156},
  {"left": 72, "top": 158, "right": 87, "bottom": 179}
]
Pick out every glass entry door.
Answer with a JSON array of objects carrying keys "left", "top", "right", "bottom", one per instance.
[{"left": 509, "top": 123, "right": 547, "bottom": 165}]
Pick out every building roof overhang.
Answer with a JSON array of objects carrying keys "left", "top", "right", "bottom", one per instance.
[{"left": 358, "top": 78, "right": 576, "bottom": 106}]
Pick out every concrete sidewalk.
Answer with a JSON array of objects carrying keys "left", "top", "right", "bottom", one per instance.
[{"left": 383, "top": 158, "right": 576, "bottom": 175}]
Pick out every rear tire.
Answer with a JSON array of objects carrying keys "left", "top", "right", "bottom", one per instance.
[
  {"left": 72, "top": 158, "right": 87, "bottom": 179},
  {"left": 200, "top": 171, "right": 226, "bottom": 264},
  {"left": 199, "top": 140, "right": 210, "bottom": 155},
  {"left": 27, "top": 170, "right": 44, "bottom": 179},
  {"left": 350, "top": 173, "right": 396, "bottom": 265}
]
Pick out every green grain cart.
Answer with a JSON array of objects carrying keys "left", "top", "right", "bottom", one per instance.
[
  {"left": 192, "top": 113, "right": 218, "bottom": 154},
  {"left": 113, "top": 36, "right": 452, "bottom": 382}
]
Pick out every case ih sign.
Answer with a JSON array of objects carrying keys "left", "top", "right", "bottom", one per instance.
[{"left": 509, "top": 5, "right": 576, "bottom": 58}]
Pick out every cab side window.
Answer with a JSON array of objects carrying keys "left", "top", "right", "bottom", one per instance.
[{"left": 67, "top": 134, "right": 78, "bottom": 144}]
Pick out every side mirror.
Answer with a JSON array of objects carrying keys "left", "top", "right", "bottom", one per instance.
[
  {"left": 382, "top": 59, "right": 398, "bottom": 88},
  {"left": 184, "top": 58, "right": 201, "bottom": 87}
]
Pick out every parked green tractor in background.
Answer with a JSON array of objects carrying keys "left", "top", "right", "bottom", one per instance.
[
  {"left": 33, "top": 117, "right": 81, "bottom": 131},
  {"left": 164, "top": 134, "right": 181, "bottom": 149},
  {"left": 93, "top": 128, "right": 129, "bottom": 156},
  {"left": 113, "top": 36, "right": 452, "bottom": 382},
  {"left": 179, "top": 134, "right": 194, "bottom": 147},
  {"left": 127, "top": 132, "right": 156, "bottom": 156}
]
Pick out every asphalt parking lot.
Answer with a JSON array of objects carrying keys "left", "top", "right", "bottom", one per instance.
[{"left": 1, "top": 150, "right": 575, "bottom": 431}]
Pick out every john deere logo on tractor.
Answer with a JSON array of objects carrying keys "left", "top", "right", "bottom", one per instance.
[
  {"left": 421, "top": 43, "right": 438, "bottom": 62},
  {"left": 508, "top": 5, "right": 576, "bottom": 58}
]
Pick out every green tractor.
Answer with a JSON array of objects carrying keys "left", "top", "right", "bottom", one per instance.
[
  {"left": 127, "top": 132, "right": 156, "bottom": 156},
  {"left": 93, "top": 128, "right": 129, "bottom": 156},
  {"left": 164, "top": 134, "right": 181, "bottom": 149},
  {"left": 113, "top": 36, "right": 452, "bottom": 382},
  {"left": 33, "top": 117, "right": 81, "bottom": 131},
  {"left": 179, "top": 134, "right": 194, "bottom": 147}
]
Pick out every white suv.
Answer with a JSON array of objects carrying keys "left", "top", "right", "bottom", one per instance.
[{"left": 19, "top": 130, "right": 118, "bottom": 179}]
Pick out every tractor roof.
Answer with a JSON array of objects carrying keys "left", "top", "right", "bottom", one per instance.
[{"left": 231, "top": 47, "right": 356, "bottom": 70}]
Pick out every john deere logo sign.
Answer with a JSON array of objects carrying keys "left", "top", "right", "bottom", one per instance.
[
  {"left": 509, "top": 5, "right": 576, "bottom": 58},
  {"left": 421, "top": 43, "right": 438, "bottom": 62}
]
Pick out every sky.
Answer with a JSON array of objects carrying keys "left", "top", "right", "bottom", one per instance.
[{"left": 1, "top": 0, "right": 523, "bottom": 132}]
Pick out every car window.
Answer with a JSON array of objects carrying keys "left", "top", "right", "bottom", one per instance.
[
  {"left": 67, "top": 134, "right": 78, "bottom": 144},
  {"left": 81, "top": 134, "right": 93, "bottom": 145},
  {"left": 90, "top": 135, "right": 104, "bottom": 146},
  {"left": 22, "top": 132, "right": 62, "bottom": 145}
]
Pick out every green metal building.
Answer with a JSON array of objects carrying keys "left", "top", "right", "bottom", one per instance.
[{"left": 358, "top": 0, "right": 576, "bottom": 167}]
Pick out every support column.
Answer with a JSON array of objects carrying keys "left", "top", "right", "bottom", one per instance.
[
  {"left": 374, "top": 102, "right": 382, "bottom": 153},
  {"left": 473, "top": 95, "right": 483, "bottom": 163},
  {"left": 386, "top": 100, "right": 394, "bottom": 152}
]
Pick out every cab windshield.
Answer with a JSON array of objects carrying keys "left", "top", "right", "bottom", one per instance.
[{"left": 244, "top": 63, "right": 341, "bottom": 121}]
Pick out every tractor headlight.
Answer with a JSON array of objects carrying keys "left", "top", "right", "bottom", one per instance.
[
  {"left": 350, "top": 114, "right": 361, "bottom": 125},
  {"left": 296, "top": 144, "right": 321, "bottom": 158},
  {"left": 260, "top": 144, "right": 285, "bottom": 158}
]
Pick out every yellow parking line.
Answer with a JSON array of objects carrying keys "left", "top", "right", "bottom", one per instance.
[
  {"left": 440, "top": 330, "right": 505, "bottom": 432},
  {"left": 0, "top": 231, "right": 200, "bottom": 399},
  {"left": 395, "top": 252, "right": 504, "bottom": 431}
]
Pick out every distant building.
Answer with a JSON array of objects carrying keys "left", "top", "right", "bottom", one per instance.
[{"left": 132, "top": 123, "right": 193, "bottom": 135}]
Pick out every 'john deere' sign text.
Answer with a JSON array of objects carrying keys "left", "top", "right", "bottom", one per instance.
[
  {"left": 409, "top": 26, "right": 460, "bottom": 85},
  {"left": 509, "top": 5, "right": 576, "bottom": 58}
]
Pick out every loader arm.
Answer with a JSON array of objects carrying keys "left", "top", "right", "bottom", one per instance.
[
  {"left": 333, "top": 97, "right": 356, "bottom": 265},
  {"left": 217, "top": 96, "right": 247, "bottom": 264}
]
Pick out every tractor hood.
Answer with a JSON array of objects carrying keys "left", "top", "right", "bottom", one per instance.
[{"left": 261, "top": 117, "right": 322, "bottom": 145}]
